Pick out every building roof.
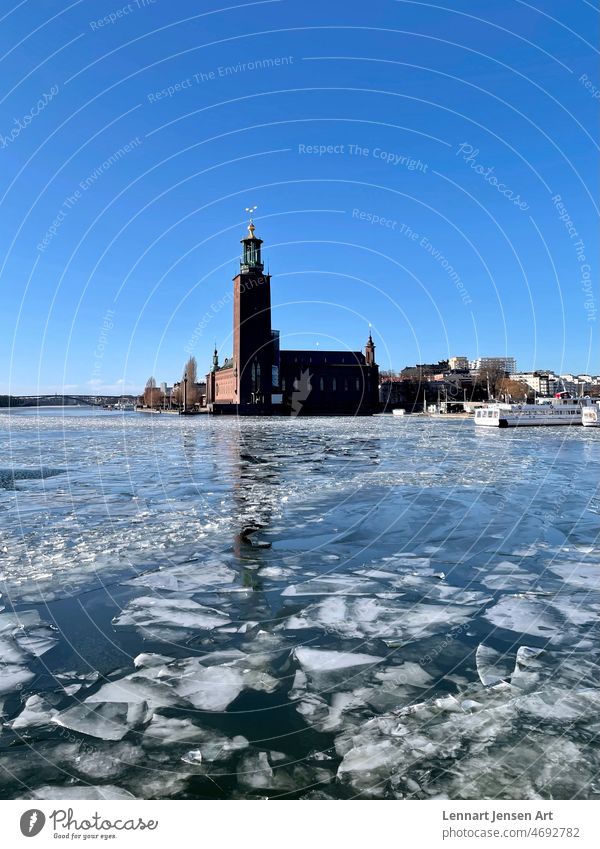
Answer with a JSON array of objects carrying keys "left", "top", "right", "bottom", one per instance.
[{"left": 280, "top": 349, "right": 366, "bottom": 366}]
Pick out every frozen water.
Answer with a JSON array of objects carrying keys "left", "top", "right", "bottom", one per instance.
[
  {"left": 69, "top": 742, "right": 143, "bottom": 781},
  {"left": 475, "top": 644, "right": 514, "bottom": 687},
  {"left": 113, "top": 596, "right": 230, "bottom": 639},
  {"left": 2, "top": 410, "right": 599, "bottom": 799},
  {"left": 0, "top": 664, "right": 35, "bottom": 696},
  {"left": 0, "top": 610, "right": 57, "bottom": 696},
  {"left": 85, "top": 674, "right": 181, "bottom": 711},
  {"left": 22, "top": 785, "right": 136, "bottom": 800},
  {"left": 53, "top": 701, "right": 152, "bottom": 741},
  {"left": 170, "top": 662, "right": 245, "bottom": 711},
  {"left": 484, "top": 596, "right": 566, "bottom": 643},
  {"left": 125, "top": 560, "right": 236, "bottom": 593},
  {"left": 286, "top": 596, "right": 480, "bottom": 641},
  {"left": 10, "top": 694, "right": 57, "bottom": 730},
  {"left": 515, "top": 687, "right": 600, "bottom": 722},
  {"left": 294, "top": 648, "right": 384, "bottom": 673},
  {"left": 237, "top": 751, "right": 274, "bottom": 790}
]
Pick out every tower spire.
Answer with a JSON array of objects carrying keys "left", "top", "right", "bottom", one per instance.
[
  {"left": 240, "top": 205, "right": 263, "bottom": 271},
  {"left": 365, "top": 327, "right": 376, "bottom": 366}
]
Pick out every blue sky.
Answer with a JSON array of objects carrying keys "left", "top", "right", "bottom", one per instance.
[{"left": 0, "top": 0, "right": 598, "bottom": 394}]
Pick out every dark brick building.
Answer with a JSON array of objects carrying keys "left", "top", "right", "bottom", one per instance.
[{"left": 206, "top": 221, "right": 379, "bottom": 415}]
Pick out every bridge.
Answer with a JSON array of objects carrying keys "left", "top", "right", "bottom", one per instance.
[{"left": 7, "top": 394, "right": 133, "bottom": 408}]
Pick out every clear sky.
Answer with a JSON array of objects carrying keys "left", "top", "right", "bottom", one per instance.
[{"left": 0, "top": 0, "right": 598, "bottom": 394}]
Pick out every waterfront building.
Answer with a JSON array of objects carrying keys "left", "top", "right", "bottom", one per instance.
[
  {"left": 469, "top": 356, "right": 517, "bottom": 375},
  {"left": 510, "top": 371, "right": 558, "bottom": 397},
  {"left": 205, "top": 220, "right": 379, "bottom": 415}
]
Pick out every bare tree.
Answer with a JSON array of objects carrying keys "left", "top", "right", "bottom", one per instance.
[
  {"left": 183, "top": 357, "right": 197, "bottom": 385},
  {"left": 182, "top": 357, "right": 199, "bottom": 406},
  {"left": 143, "top": 376, "right": 161, "bottom": 407},
  {"left": 497, "top": 378, "right": 528, "bottom": 402},
  {"left": 475, "top": 365, "right": 506, "bottom": 399}
]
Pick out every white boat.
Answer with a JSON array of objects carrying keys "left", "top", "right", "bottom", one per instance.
[
  {"left": 392, "top": 408, "right": 406, "bottom": 417},
  {"left": 582, "top": 401, "right": 600, "bottom": 427},
  {"left": 474, "top": 394, "right": 592, "bottom": 428}
]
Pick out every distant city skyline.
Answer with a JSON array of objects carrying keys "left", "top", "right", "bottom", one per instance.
[{"left": 0, "top": 1, "right": 597, "bottom": 394}]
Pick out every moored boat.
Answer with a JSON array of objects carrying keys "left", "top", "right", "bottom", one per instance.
[
  {"left": 582, "top": 401, "right": 600, "bottom": 427},
  {"left": 474, "top": 393, "right": 592, "bottom": 428}
]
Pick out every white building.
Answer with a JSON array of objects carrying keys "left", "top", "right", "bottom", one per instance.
[
  {"left": 511, "top": 371, "right": 558, "bottom": 397},
  {"left": 470, "top": 356, "right": 517, "bottom": 374}
]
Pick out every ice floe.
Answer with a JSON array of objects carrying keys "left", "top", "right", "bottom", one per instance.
[
  {"left": 52, "top": 701, "right": 152, "bottom": 741},
  {"left": 475, "top": 644, "right": 514, "bottom": 687},
  {"left": 112, "top": 596, "right": 230, "bottom": 640},
  {"left": 125, "top": 560, "right": 236, "bottom": 593},
  {"left": 285, "top": 596, "right": 481, "bottom": 642},
  {"left": 21, "top": 784, "right": 136, "bottom": 800}
]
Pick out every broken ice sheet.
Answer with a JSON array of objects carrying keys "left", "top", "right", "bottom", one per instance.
[
  {"left": 548, "top": 561, "right": 600, "bottom": 591},
  {"left": 10, "top": 694, "right": 58, "bottom": 731},
  {"left": 170, "top": 662, "right": 244, "bottom": 711},
  {"left": 112, "top": 595, "right": 230, "bottom": 640},
  {"left": 52, "top": 700, "right": 152, "bottom": 741},
  {"left": 293, "top": 647, "right": 384, "bottom": 693},
  {"left": 84, "top": 674, "right": 181, "bottom": 712},
  {"left": 429, "top": 735, "right": 599, "bottom": 801},
  {"left": 516, "top": 687, "right": 600, "bottom": 723},
  {"left": 132, "top": 654, "right": 279, "bottom": 712},
  {"left": 236, "top": 750, "right": 334, "bottom": 794},
  {"left": 336, "top": 689, "right": 516, "bottom": 798},
  {"left": 479, "top": 561, "right": 538, "bottom": 592},
  {"left": 285, "top": 596, "right": 480, "bottom": 642},
  {"left": 125, "top": 560, "right": 236, "bottom": 593},
  {"left": 475, "top": 644, "right": 514, "bottom": 687},
  {"left": 281, "top": 576, "right": 380, "bottom": 596},
  {"left": 21, "top": 785, "right": 136, "bottom": 800},
  {"left": 484, "top": 596, "right": 565, "bottom": 643},
  {"left": 0, "top": 611, "right": 60, "bottom": 702},
  {"left": 0, "top": 664, "right": 35, "bottom": 696},
  {"left": 295, "top": 647, "right": 384, "bottom": 674}
]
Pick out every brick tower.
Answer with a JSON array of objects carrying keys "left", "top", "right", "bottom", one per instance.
[{"left": 232, "top": 217, "right": 273, "bottom": 411}]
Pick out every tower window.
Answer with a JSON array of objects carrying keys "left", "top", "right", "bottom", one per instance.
[
  {"left": 332, "top": 378, "right": 337, "bottom": 391},
  {"left": 344, "top": 379, "right": 348, "bottom": 391},
  {"left": 356, "top": 378, "right": 360, "bottom": 390},
  {"left": 320, "top": 378, "right": 324, "bottom": 391}
]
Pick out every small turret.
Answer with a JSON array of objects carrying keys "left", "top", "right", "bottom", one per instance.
[{"left": 212, "top": 345, "right": 219, "bottom": 372}]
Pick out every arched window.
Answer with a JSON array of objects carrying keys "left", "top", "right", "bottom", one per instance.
[
  {"left": 356, "top": 378, "right": 360, "bottom": 390},
  {"left": 332, "top": 378, "right": 337, "bottom": 391},
  {"left": 344, "top": 379, "right": 349, "bottom": 391},
  {"left": 320, "top": 378, "right": 324, "bottom": 391}
]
